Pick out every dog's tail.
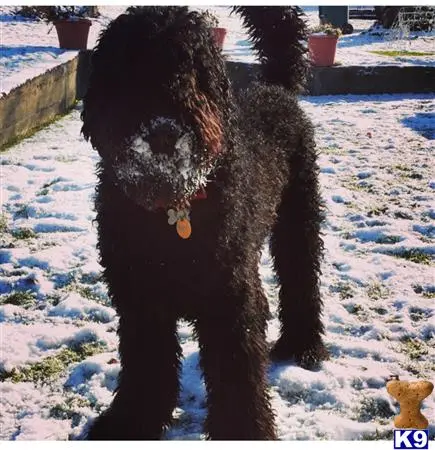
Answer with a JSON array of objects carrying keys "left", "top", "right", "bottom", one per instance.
[{"left": 233, "top": 6, "right": 309, "bottom": 93}]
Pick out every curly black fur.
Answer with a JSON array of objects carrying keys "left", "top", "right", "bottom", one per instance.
[
  {"left": 82, "top": 6, "right": 327, "bottom": 440},
  {"left": 233, "top": 6, "right": 309, "bottom": 93}
]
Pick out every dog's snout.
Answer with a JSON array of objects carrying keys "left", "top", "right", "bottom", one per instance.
[{"left": 148, "top": 125, "right": 179, "bottom": 157}]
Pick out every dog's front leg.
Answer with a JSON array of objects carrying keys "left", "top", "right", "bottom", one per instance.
[
  {"left": 195, "top": 280, "right": 276, "bottom": 440},
  {"left": 87, "top": 309, "right": 181, "bottom": 440},
  {"left": 269, "top": 133, "right": 329, "bottom": 370}
]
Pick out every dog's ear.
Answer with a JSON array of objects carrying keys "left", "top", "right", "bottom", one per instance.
[
  {"left": 80, "top": 69, "right": 117, "bottom": 154},
  {"left": 80, "top": 13, "right": 133, "bottom": 151},
  {"left": 80, "top": 105, "right": 93, "bottom": 144},
  {"left": 80, "top": 55, "right": 105, "bottom": 151}
]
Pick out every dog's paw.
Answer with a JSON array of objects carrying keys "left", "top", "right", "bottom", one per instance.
[
  {"left": 270, "top": 337, "right": 329, "bottom": 370},
  {"left": 295, "top": 343, "right": 330, "bottom": 371},
  {"left": 87, "top": 409, "right": 165, "bottom": 440},
  {"left": 86, "top": 411, "right": 143, "bottom": 440},
  {"left": 86, "top": 414, "right": 115, "bottom": 440}
]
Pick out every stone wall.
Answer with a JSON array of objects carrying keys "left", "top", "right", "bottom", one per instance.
[{"left": 0, "top": 57, "right": 79, "bottom": 150}]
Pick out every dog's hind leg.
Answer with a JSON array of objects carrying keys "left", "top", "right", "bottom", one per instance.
[
  {"left": 87, "top": 301, "right": 181, "bottom": 440},
  {"left": 195, "top": 281, "right": 276, "bottom": 440},
  {"left": 270, "top": 133, "right": 329, "bottom": 370}
]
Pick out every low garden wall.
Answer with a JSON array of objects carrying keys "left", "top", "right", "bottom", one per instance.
[
  {"left": 1, "top": 49, "right": 434, "bottom": 150},
  {"left": 227, "top": 61, "right": 435, "bottom": 95},
  {"left": 0, "top": 57, "right": 79, "bottom": 150}
]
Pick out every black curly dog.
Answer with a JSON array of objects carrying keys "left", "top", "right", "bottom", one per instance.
[{"left": 81, "top": 6, "right": 328, "bottom": 440}]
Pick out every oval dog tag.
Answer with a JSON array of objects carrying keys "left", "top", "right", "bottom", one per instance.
[{"left": 176, "top": 218, "right": 192, "bottom": 239}]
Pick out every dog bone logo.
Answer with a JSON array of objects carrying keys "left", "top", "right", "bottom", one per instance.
[{"left": 386, "top": 377, "right": 434, "bottom": 429}]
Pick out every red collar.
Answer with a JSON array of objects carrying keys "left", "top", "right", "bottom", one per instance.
[
  {"left": 190, "top": 186, "right": 207, "bottom": 201},
  {"left": 154, "top": 185, "right": 208, "bottom": 210}
]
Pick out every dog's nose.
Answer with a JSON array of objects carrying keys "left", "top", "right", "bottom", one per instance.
[{"left": 148, "top": 126, "right": 179, "bottom": 157}]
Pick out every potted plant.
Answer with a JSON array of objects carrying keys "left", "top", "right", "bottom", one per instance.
[
  {"left": 204, "top": 10, "right": 227, "bottom": 49},
  {"left": 44, "top": 6, "right": 95, "bottom": 50},
  {"left": 308, "top": 23, "right": 342, "bottom": 67}
]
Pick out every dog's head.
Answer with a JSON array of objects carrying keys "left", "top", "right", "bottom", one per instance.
[{"left": 82, "top": 6, "right": 235, "bottom": 210}]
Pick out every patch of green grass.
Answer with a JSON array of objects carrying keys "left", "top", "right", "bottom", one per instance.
[
  {"left": 369, "top": 50, "right": 435, "bottom": 57},
  {"left": 375, "top": 235, "right": 402, "bottom": 244},
  {"left": 0, "top": 341, "right": 107, "bottom": 384},
  {"left": 385, "top": 316, "right": 402, "bottom": 324},
  {"left": 394, "top": 210, "right": 413, "bottom": 220},
  {"left": 367, "top": 206, "right": 389, "bottom": 217},
  {"left": 341, "top": 231, "right": 353, "bottom": 240},
  {"left": 400, "top": 360, "right": 431, "bottom": 378},
  {"left": 80, "top": 272, "right": 102, "bottom": 285},
  {"left": 76, "top": 286, "right": 99, "bottom": 301},
  {"left": 14, "top": 204, "right": 31, "bottom": 219},
  {"left": 418, "top": 235, "right": 432, "bottom": 244},
  {"left": 39, "top": 241, "right": 57, "bottom": 250},
  {"left": 55, "top": 155, "right": 78, "bottom": 163},
  {"left": 407, "top": 172, "right": 423, "bottom": 180},
  {"left": 394, "top": 164, "right": 411, "bottom": 172},
  {"left": 344, "top": 303, "right": 364, "bottom": 315},
  {"left": 400, "top": 336, "right": 428, "bottom": 360},
  {"left": 38, "top": 188, "right": 49, "bottom": 196},
  {"left": 42, "top": 178, "right": 62, "bottom": 190},
  {"left": 409, "top": 306, "right": 432, "bottom": 322},
  {"left": 330, "top": 282, "right": 355, "bottom": 300},
  {"left": 12, "top": 228, "right": 36, "bottom": 240},
  {"left": 345, "top": 180, "right": 375, "bottom": 194},
  {"left": 0, "top": 214, "right": 8, "bottom": 233},
  {"left": 0, "top": 290, "right": 36, "bottom": 308},
  {"left": 37, "top": 177, "right": 62, "bottom": 196},
  {"left": 64, "top": 282, "right": 105, "bottom": 304},
  {"left": 371, "top": 306, "right": 388, "bottom": 316},
  {"left": 393, "top": 164, "right": 424, "bottom": 181},
  {"left": 367, "top": 282, "right": 390, "bottom": 300},
  {"left": 45, "top": 293, "right": 62, "bottom": 307},
  {"left": 391, "top": 249, "right": 432, "bottom": 265},
  {"left": 361, "top": 429, "right": 393, "bottom": 440},
  {"left": 320, "top": 145, "right": 344, "bottom": 155},
  {"left": 49, "top": 395, "right": 91, "bottom": 422},
  {"left": 413, "top": 283, "right": 424, "bottom": 294},
  {"left": 412, "top": 284, "right": 435, "bottom": 299},
  {"left": 357, "top": 396, "right": 395, "bottom": 423}
]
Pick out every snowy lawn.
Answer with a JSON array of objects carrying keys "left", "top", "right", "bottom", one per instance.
[
  {"left": 0, "top": 92, "right": 434, "bottom": 440},
  {"left": 0, "top": 5, "right": 127, "bottom": 95},
  {"left": 1, "top": 6, "right": 434, "bottom": 95}
]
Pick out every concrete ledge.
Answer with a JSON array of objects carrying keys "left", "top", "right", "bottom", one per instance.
[
  {"left": 1, "top": 49, "right": 434, "bottom": 151},
  {"left": 308, "top": 65, "right": 435, "bottom": 96},
  {"left": 0, "top": 57, "right": 81, "bottom": 150},
  {"left": 75, "top": 52, "right": 435, "bottom": 97},
  {"left": 226, "top": 61, "right": 435, "bottom": 95}
]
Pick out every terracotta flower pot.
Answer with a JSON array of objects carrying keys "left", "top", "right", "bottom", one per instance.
[
  {"left": 308, "top": 34, "right": 338, "bottom": 67},
  {"left": 54, "top": 18, "right": 92, "bottom": 50},
  {"left": 212, "top": 27, "right": 227, "bottom": 49}
]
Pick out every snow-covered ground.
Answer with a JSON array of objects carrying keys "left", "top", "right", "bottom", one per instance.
[
  {"left": 1, "top": 3, "right": 434, "bottom": 443},
  {"left": 1, "top": 92, "right": 434, "bottom": 440},
  {"left": 0, "top": 5, "right": 127, "bottom": 95},
  {"left": 1, "top": 6, "right": 435, "bottom": 95}
]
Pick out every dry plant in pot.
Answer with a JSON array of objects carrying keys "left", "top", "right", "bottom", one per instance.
[{"left": 308, "top": 23, "right": 342, "bottom": 67}]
